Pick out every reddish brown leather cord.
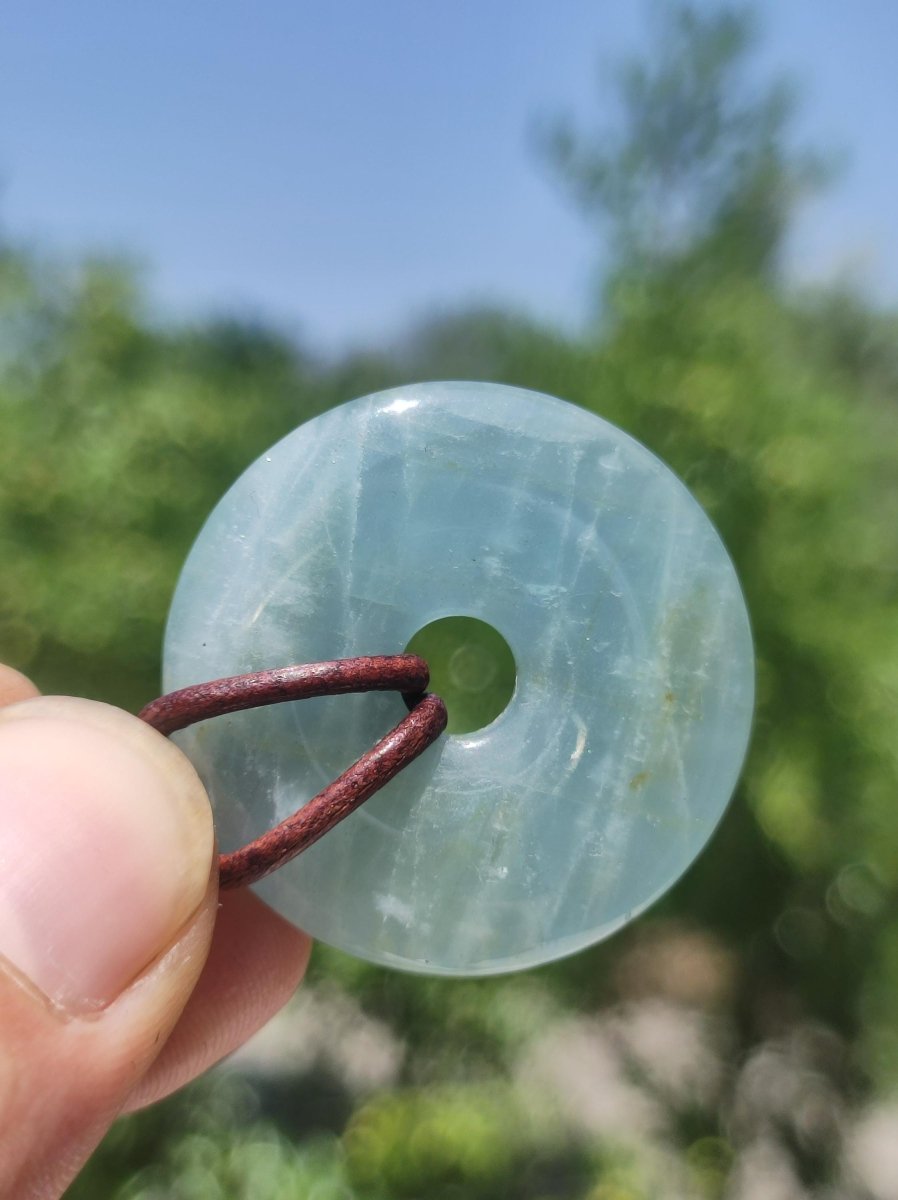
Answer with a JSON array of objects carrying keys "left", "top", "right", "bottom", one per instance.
[{"left": 138, "top": 655, "right": 447, "bottom": 889}]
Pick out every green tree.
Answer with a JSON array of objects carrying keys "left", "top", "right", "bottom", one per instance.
[
  {"left": 540, "top": 3, "right": 828, "bottom": 287},
  {"left": 0, "top": 251, "right": 320, "bottom": 709}
]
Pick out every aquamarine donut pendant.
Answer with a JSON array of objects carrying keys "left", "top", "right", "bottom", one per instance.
[{"left": 163, "top": 382, "right": 754, "bottom": 976}]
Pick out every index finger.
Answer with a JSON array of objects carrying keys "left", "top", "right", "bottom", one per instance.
[{"left": 0, "top": 664, "right": 40, "bottom": 708}]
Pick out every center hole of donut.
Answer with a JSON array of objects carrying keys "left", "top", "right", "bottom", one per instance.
[{"left": 405, "top": 616, "right": 516, "bottom": 735}]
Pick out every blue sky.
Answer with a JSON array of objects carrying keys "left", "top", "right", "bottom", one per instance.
[{"left": 1, "top": 1, "right": 896, "bottom": 352}]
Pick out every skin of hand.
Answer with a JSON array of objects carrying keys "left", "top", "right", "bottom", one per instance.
[{"left": 0, "top": 663, "right": 312, "bottom": 1199}]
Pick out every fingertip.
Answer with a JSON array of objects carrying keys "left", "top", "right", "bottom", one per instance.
[
  {"left": 0, "top": 696, "right": 214, "bottom": 1012},
  {"left": 0, "top": 664, "right": 40, "bottom": 708}
]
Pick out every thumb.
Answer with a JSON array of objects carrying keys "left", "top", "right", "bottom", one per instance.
[{"left": 0, "top": 691, "right": 217, "bottom": 1199}]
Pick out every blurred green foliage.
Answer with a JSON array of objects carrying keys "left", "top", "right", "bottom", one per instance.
[{"left": 0, "top": 4, "right": 895, "bottom": 1196}]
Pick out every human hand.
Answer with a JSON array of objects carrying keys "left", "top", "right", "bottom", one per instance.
[{"left": 0, "top": 663, "right": 311, "bottom": 1198}]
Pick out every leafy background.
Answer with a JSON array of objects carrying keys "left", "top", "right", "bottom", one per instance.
[{"left": 1, "top": 6, "right": 897, "bottom": 1197}]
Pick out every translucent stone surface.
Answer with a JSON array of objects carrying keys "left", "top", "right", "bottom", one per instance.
[{"left": 164, "top": 382, "right": 754, "bottom": 976}]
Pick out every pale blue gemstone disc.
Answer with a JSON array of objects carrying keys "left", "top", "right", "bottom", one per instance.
[{"left": 163, "top": 382, "right": 753, "bottom": 976}]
